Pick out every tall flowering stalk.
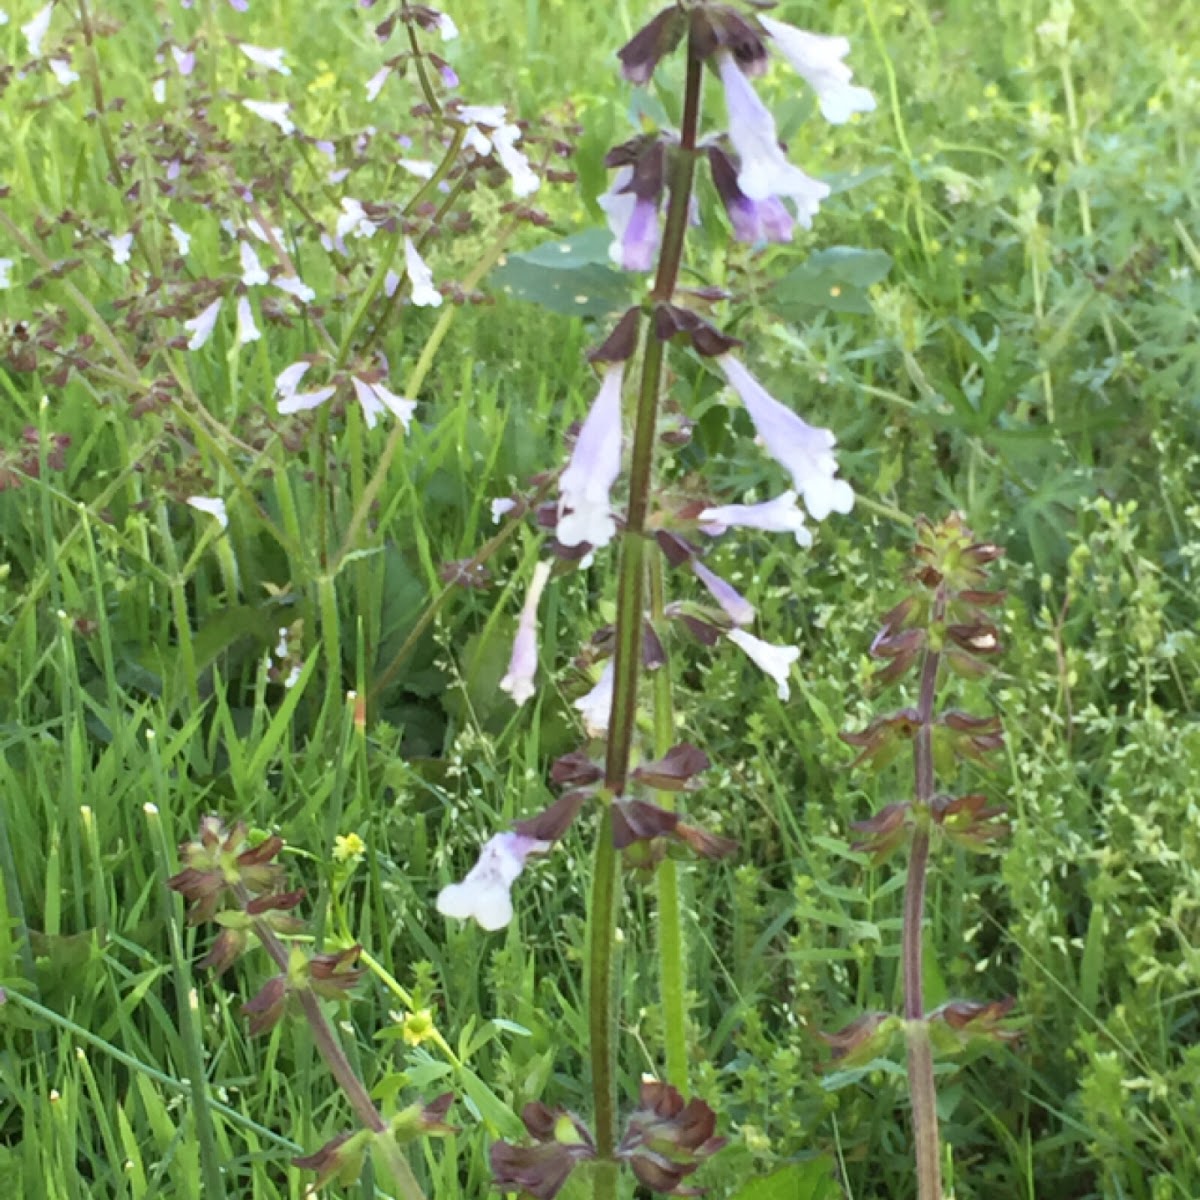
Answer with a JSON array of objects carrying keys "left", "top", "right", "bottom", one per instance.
[
  {"left": 438, "top": 4, "right": 870, "bottom": 1198},
  {"left": 830, "top": 515, "right": 1017, "bottom": 1200}
]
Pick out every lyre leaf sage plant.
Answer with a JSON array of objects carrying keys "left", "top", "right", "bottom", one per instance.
[
  {"left": 829, "top": 515, "right": 1019, "bottom": 1199},
  {"left": 437, "top": 4, "right": 873, "bottom": 1197}
]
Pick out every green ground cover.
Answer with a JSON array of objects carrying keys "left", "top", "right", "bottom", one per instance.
[{"left": 1, "top": 0, "right": 1197, "bottom": 1197}]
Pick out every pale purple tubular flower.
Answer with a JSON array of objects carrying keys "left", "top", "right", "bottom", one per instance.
[
  {"left": 574, "top": 660, "right": 614, "bottom": 736},
  {"left": 403, "top": 237, "right": 442, "bottom": 308},
  {"left": 275, "top": 361, "right": 337, "bottom": 414},
  {"left": 718, "top": 356, "right": 853, "bottom": 521},
  {"left": 557, "top": 365, "right": 624, "bottom": 549},
  {"left": 707, "top": 146, "right": 793, "bottom": 245},
  {"left": 715, "top": 54, "right": 830, "bottom": 226},
  {"left": 727, "top": 628, "right": 800, "bottom": 701},
  {"left": 436, "top": 831, "right": 550, "bottom": 931},
  {"left": 235, "top": 296, "right": 260, "bottom": 344},
  {"left": 598, "top": 167, "right": 661, "bottom": 272},
  {"left": 49, "top": 58, "right": 79, "bottom": 86},
  {"left": 227, "top": 0, "right": 249, "bottom": 10},
  {"left": 336, "top": 198, "right": 376, "bottom": 242},
  {"left": 500, "top": 561, "right": 553, "bottom": 706},
  {"left": 435, "top": 12, "right": 458, "bottom": 39},
  {"left": 692, "top": 560, "right": 755, "bottom": 627},
  {"left": 351, "top": 377, "right": 417, "bottom": 430},
  {"left": 171, "top": 46, "right": 195, "bottom": 75},
  {"left": 758, "top": 16, "right": 875, "bottom": 125},
  {"left": 183, "top": 298, "right": 223, "bottom": 350},
  {"left": 699, "top": 491, "right": 813, "bottom": 547}
]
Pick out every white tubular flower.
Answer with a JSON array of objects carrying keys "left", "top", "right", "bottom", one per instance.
[
  {"left": 500, "top": 561, "right": 553, "bottom": 706},
  {"left": 727, "top": 629, "right": 800, "bottom": 701},
  {"left": 0, "top": 259, "right": 14, "bottom": 289},
  {"left": 557, "top": 365, "right": 624, "bottom": 549},
  {"left": 574, "top": 660, "right": 614, "bottom": 736},
  {"left": 718, "top": 356, "right": 853, "bottom": 521},
  {"left": 242, "top": 99, "right": 295, "bottom": 135},
  {"left": 692, "top": 561, "right": 755, "bottom": 627},
  {"left": 276, "top": 361, "right": 337, "bottom": 415},
  {"left": 398, "top": 158, "right": 436, "bottom": 180},
  {"left": 597, "top": 166, "right": 662, "bottom": 272},
  {"left": 109, "top": 233, "right": 134, "bottom": 265},
  {"left": 235, "top": 296, "right": 261, "bottom": 344},
  {"left": 186, "top": 496, "right": 229, "bottom": 530},
  {"left": 758, "top": 16, "right": 875, "bottom": 125},
  {"left": 699, "top": 491, "right": 813, "bottom": 547},
  {"left": 403, "top": 237, "right": 442, "bottom": 308},
  {"left": 458, "top": 104, "right": 507, "bottom": 128},
  {"left": 491, "top": 124, "right": 540, "bottom": 197},
  {"left": 239, "top": 241, "right": 269, "bottom": 286},
  {"left": 273, "top": 274, "right": 316, "bottom": 303},
  {"left": 716, "top": 54, "right": 830, "bottom": 226},
  {"left": 170, "top": 223, "right": 191, "bottom": 256},
  {"left": 336, "top": 198, "right": 376, "bottom": 242},
  {"left": 22, "top": 3, "right": 52, "bottom": 57},
  {"left": 171, "top": 46, "right": 196, "bottom": 76},
  {"left": 183, "top": 298, "right": 223, "bottom": 350},
  {"left": 491, "top": 498, "right": 516, "bottom": 523},
  {"left": 365, "top": 66, "right": 390, "bottom": 102},
  {"left": 436, "top": 832, "right": 549, "bottom": 931},
  {"left": 238, "top": 44, "right": 290, "bottom": 75},
  {"left": 436, "top": 12, "right": 458, "bottom": 39},
  {"left": 350, "top": 377, "right": 417, "bottom": 431}
]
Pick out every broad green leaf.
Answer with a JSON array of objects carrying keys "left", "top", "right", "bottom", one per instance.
[
  {"left": 492, "top": 230, "right": 633, "bottom": 318},
  {"left": 728, "top": 1158, "right": 838, "bottom": 1200},
  {"left": 768, "top": 246, "right": 893, "bottom": 317}
]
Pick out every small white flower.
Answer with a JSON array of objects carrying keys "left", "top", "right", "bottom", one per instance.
[
  {"left": 403, "top": 237, "right": 442, "bottom": 308},
  {"left": 22, "top": 3, "right": 53, "bottom": 57},
  {"left": 365, "top": 66, "right": 390, "bottom": 102},
  {"left": 49, "top": 58, "right": 79, "bottom": 85},
  {"left": 183, "top": 298, "right": 223, "bottom": 350},
  {"left": 699, "top": 491, "right": 813, "bottom": 547},
  {"left": 574, "top": 660, "right": 614, "bottom": 736},
  {"left": 170, "top": 223, "right": 191, "bottom": 256},
  {"left": 239, "top": 44, "right": 290, "bottom": 75},
  {"left": 109, "top": 233, "right": 134, "bottom": 265},
  {"left": 457, "top": 104, "right": 507, "bottom": 128},
  {"left": 335, "top": 198, "right": 376, "bottom": 242},
  {"left": 274, "top": 627, "right": 290, "bottom": 658},
  {"left": 758, "top": 16, "right": 875, "bottom": 125},
  {"left": 491, "top": 498, "right": 516, "bottom": 523},
  {"left": 239, "top": 241, "right": 269, "bottom": 286},
  {"left": 500, "top": 561, "right": 552, "bottom": 706},
  {"left": 462, "top": 124, "right": 493, "bottom": 156},
  {"left": 242, "top": 99, "right": 295, "bottom": 135},
  {"left": 692, "top": 560, "right": 755, "bottom": 627},
  {"left": 0, "top": 259, "right": 14, "bottom": 290},
  {"left": 436, "top": 12, "right": 458, "bottom": 39},
  {"left": 727, "top": 629, "right": 800, "bottom": 701},
  {"left": 186, "top": 496, "right": 228, "bottom": 530},
  {"left": 557, "top": 365, "right": 624, "bottom": 549},
  {"left": 275, "top": 361, "right": 337, "bottom": 415},
  {"left": 152, "top": 78, "right": 166, "bottom": 104},
  {"left": 491, "top": 124, "right": 540, "bottom": 197},
  {"left": 0, "top": 10, "right": 9, "bottom": 27},
  {"left": 436, "top": 831, "right": 549, "bottom": 931},
  {"left": 235, "top": 295, "right": 260, "bottom": 344},
  {"left": 350, "top": 377, "right": 417, "bottom": 430},
  {"left": 398, "top": 158, "right": 436, "bottom": 180},
  {"left": 246, "top": 218, "right": 284, "bottom": 245},
  {"left": 273, "top": 274, "right": 316, "bottom": 303},
  {"left": 283, "top": 664, "right": 302, "bottom": 689}
]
